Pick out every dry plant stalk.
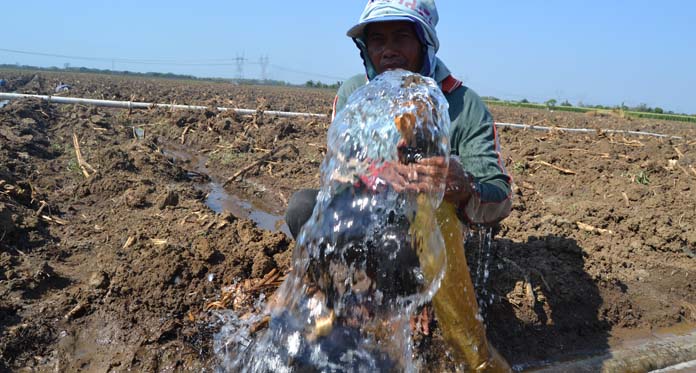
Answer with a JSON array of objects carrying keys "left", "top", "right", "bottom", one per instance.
[
  {"left": 40, "top": 215, "right": 68, "bottom": 225},
  {"left": 223, "top": 144, "right": 299, "bottom": 185},
  {"left": 122, "top": 236, "right": 136, "bottom": 249},
  {"left": 610, "top": 136, "right": 645, "bottom": 147},
  {"left": 64, "top": 302, "right": 87, "bottom": 320},
  {"left": 532, "top": 160, "right": 577, "bottom": 175},
  {"left": 181, "top": 125, "right": 190, "bottom": 144},
  {"left": 35, "top": 201, "right": 48, "bottom": 217},
  {"left": 622, "top": 192, "right": 630, "bottom": 207},
  {"left": 577, "top": 221, "right": 613, "bottom": 235},
  {"left": 205, "top": 268, "right": 286, "bottom": 311},
  {"left": 72, "top": 133, "right": 97, "bottom": 178},
  {"left": 568, "top": 148, "right": 610, "bottom": 158}
]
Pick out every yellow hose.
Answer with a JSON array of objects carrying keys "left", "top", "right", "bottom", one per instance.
[{"left": 413, "top": 198, "right": 510, "bottom": 372}]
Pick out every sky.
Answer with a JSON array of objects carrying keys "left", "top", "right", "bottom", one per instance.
[{"left": 2, "top": 1, "right": 696, "bottom": 114}]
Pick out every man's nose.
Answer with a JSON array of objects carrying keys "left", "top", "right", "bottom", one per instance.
[{"left": 382, "top": 41, "right": 400, "bottom": 57}]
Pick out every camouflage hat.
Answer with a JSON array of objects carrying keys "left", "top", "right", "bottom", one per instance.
[{"left": 347, "top": 0, "right": 440, "bottom": 51}]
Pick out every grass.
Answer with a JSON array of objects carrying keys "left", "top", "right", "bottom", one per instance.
[
  {"left": 512, "top": 161, "right": 527, "bottom": 174},
  {"left": 484, "top": 100, "right": 696, "bottom": 124},
  {"left": 622, "top": 170, "right": 651, "bottom": 185},
  {"left": 634, "top": 171, "right": 650, "bottom": 185}
]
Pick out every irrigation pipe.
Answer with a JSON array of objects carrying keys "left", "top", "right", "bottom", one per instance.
[
  {"left": 495, "top": 122, "right": 683, "bottom": 140},
  {"left": 0, "top": 92, "right": 328, "bottom": 119},
  {"left": 0, "top": 92, "right": 685, "bottom": 139}
]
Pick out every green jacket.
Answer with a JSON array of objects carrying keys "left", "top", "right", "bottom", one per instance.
[{"left": 333, "top": 65, "right": 512, "bottom": 225}]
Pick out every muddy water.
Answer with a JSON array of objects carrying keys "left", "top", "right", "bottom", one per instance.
[
  {"left": 525, "top": 324, "right": 696, "bottom": 372},
  {"left": 159, "top": 139, "right": 290, "bottom": 236}
]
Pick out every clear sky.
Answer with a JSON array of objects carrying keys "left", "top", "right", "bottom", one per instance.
[{"left": 2, "top": 1, "right": 695, "bottom": 114}]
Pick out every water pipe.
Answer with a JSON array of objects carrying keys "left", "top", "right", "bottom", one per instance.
[
  {"left": 495, "top": 122, "right": 683, "bottom": 140},
  {"left": 0, "top": 92, "right": 328, "bottom": 119}
]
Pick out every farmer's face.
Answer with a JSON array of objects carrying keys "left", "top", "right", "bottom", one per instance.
[{"left": 365, "top": 21, "right": 423, "bottom": 74}]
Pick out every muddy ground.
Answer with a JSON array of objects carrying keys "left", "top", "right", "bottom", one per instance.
[{"left": 1, "top": 70, "right": 695, "bottom": 372}]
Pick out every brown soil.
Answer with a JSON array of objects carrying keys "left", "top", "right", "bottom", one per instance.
[{"left": 1, "top": 70, "right": 695, "bottom": 372}]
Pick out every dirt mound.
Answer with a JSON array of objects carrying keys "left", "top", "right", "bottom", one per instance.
[{"left": 0, "top": 71, "right": 694, "bottom": 371}]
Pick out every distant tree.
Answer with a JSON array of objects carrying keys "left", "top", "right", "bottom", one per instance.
[
  {"left": 560, "top": 100, "right": 572, "bottom": 107},
  {"left": 634, "top": 103, "right": 650, "bottom": 112},
  {"left": 545, "top": 99, "right": 557, "bottom": 107},
  {"left": 520, "top": 98, "right": 529, "bottom": 103},
  {"left": 654, "top": 107, "right": 664, "bottom": 114},
  {"left": 305, "top": 80, "right": 315, "bottom": 88}
]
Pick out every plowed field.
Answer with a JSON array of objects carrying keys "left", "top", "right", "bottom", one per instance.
[{"left": 1, "top": 70, "right": 695, "bottom": 371}]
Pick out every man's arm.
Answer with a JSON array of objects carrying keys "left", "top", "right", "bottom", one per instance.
[
  {"left": 332, "top": 74, "right": 369, "bottom": 120},
  {"left": 448, "top": 87, "right": 512, "bottom": 225}
]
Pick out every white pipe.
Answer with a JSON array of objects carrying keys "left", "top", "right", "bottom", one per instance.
[
  {"left": 0, "top": 92, "right": 328, "bottom": 119},
  {"left": 495, "top": 122, "right": 683, "bottom": 140},
  {"left": 0, "top": 92, "right": 684, "bottom": 139}
]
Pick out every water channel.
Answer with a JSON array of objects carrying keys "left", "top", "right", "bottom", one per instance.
[{"left": 159, "top": 141, "right": 290, "bottom": 237}]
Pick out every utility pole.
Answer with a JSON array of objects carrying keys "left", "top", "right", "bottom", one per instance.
[
  {"left": 235, "top": 53, "right": 246, "bottom": 81},
  {"left": 259, "top": 55, "right": 269, "bottom": 81}
]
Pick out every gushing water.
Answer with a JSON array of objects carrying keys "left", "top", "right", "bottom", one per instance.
[{"left": 214, "top": 70, "right": 451, "bottom": 372}]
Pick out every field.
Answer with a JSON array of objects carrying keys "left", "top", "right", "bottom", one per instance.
[{"left": 1, "top": 70, "right": 695, "bottom": 371}]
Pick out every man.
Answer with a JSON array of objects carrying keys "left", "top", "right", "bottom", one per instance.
[{"left": 286, "top": 0, "right": 512, "bottom": 239}]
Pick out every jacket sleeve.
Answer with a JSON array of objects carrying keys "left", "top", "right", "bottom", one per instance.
[{"left": 449, "top": 88, "right": 512, "bottom": 225}]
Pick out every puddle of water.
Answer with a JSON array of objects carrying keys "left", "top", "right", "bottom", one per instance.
[
  {"left": 0, "top": 100, "right": 9, "bottom": 108},
  {"left": 160, "top": 142, "right": 289, "bottom": 236},
  {"left": 206, "top": 181, "right": 289, "bottom": 236}
]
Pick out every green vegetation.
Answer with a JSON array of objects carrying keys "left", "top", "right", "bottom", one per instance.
[
  {"left": 634, "top": 171, "right": 650, "bottom": 185},
  {"left": 512, "top": 161, "right": 527, "bottom": 174},
  {"left": 484, "top": 98, "right": 696, "bottom": 123},
  {"left": 305, "top": 80, "right": 342, "bottom": 89},
  {"left": 622, "top": 170, "right": 651, "bottom": 185}
]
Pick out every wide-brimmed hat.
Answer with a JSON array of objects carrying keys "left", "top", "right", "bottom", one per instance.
[{"left": 347, "top": 0, "right": 440, "bottom": 51}]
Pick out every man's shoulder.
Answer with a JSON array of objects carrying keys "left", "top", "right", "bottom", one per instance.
[
  {"left": 445, "top": 83, "right": 493, "bottom": 126},
  {"left": 447, "top": 83, "right": 488, "bottom": 109},
  {"left": 337, "top": 74, "right": 369, "bottom": 97}
]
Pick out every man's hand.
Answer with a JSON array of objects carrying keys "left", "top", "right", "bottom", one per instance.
[{"left": 376, "top": 155, "right": 473, "bottom": 205}]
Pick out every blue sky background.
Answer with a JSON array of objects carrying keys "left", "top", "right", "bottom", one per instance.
[{"left": 2, "top": 1, "right": 695, "bottom": 114}]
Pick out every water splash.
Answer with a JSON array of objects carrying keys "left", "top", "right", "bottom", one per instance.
[
  {"left": 471, "top": 227, "right": 495, "bottom": 311},
  {"left": 214, "top": 70, "right": 451, "bottom": 372}
]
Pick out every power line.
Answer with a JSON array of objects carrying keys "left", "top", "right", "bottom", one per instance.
[{"left": 0, "top": 47, "right": 345, "bottom": 81}]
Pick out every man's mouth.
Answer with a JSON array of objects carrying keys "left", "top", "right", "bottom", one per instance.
[{"left": 381, "top": 61, "right": 407, "bottom": 70}]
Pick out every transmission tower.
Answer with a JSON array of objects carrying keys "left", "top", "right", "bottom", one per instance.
[
  {"left": 259, "top": 55, "right": 269, "bottom": 81},
  {"left": 235, "top": 53, "right": 246, "bottom": 80}
]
